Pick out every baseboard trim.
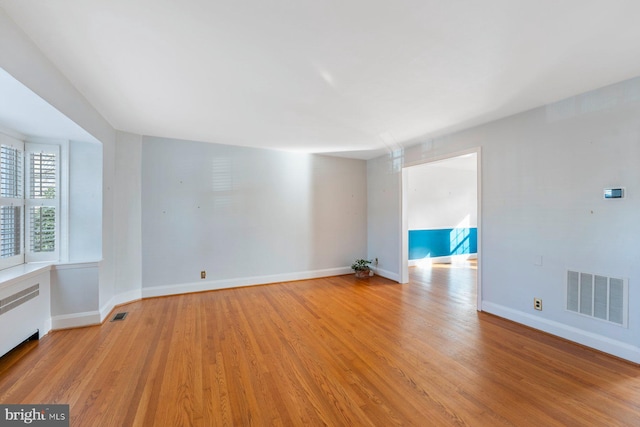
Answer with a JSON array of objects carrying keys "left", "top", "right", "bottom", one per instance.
[
  {"left": 99, "top": 289, "right": 142, "bottom": 323},
  {"left": 42, "top": 318, "right": 52, "bottom": 337},
  {"left": 51, "top": 311, "right": 101, "bottom": 330},
  {"left": 372, "top": 268, "right": 400, "bottom": 282},
  {"left": 142, "top": 267, "right": 352, "bottom": 299},
  {"left": 482, "top": 301, "right": 640, "bottom": 364}
]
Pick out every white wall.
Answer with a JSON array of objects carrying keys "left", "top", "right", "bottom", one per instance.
[
  {"left": 50, "top": 263, "right": 100, "bottom": 329},
  {"left": 98, "top": 132, "right": 116, "bottom": 319},
  {"left": 368, "top": 76, "right": 640, "bottom": 362},
  {"left": 113, "top": 132, "right": 142, "bottom": 300},
  {"left": 141, "top": 137, "right": 367, "bottom": 294},
  {"left": 51, "top": 141, "right": 103, "bottom": 329},
  {"left": 407, "top": 155, "right": 477, "bottom": 230},
  {"left": 367, "top": 155, "right": 402, "bottom": 281},
  {"left": 68, "top": 140, "right": 102, "bottom": 261}
]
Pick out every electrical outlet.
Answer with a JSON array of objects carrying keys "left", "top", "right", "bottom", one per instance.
[
  {"left": 201, "top": 271, "right": 206, "bottom": 279},
  {"left": 534, "top": 298, "right": 542, "bottom": 311},
  {"left": 374, "top": 258, "right": 379, "bottom": 266}
]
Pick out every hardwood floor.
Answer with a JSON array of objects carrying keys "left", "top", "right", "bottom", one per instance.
[{"left": 1, "top": 263, "right": 640, "bottom": 426}]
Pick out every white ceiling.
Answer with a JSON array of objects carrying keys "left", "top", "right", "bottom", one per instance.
[{"left": 3, "top": 1, "right": 640, "bottom": 159}]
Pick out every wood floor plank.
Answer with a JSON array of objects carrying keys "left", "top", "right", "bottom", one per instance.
[{"left": 1, "top": 263, "right": 640, "bottom": 426}]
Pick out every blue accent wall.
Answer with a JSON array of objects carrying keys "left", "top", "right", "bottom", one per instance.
[{"left": 408, "top": 228, "right": 477, "bottom": 260}]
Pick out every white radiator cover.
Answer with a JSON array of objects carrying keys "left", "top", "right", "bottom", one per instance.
[{"left": 0, "top": 269, "right": 51, "bottom": 357}]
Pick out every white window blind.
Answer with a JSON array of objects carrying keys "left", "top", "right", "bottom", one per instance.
[
  {"left": 25, "top": 144, "right": 59, "bottom": 262},
  {"left": 1, "top": 144, "right": 22, "bottom": 199},
  {"left": 0, "top": 206, "right": 21, "bottom": 258},
  {"left": 29, "top": 206, "right": 56, "bottom": 253},
  {"left": 0, "top": 136, "right": 25, "bottom": 270},
  {"left": 30, "top": 151, "right": 56, "bottom": 199}
]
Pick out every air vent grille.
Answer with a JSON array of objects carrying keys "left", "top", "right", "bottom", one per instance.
[
  {"left": 0, "top": 284, "right": 39, "bottom": 315},
  {"left": 111, "top": 312, "right": 128, "bottom": 322},
  {"left": 567, "top": 271, "right": 627, "bottom": 327}
]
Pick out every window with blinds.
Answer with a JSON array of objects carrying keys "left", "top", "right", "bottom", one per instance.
[
  {"left": 30, "top": 206, "right": 55, "bottom": 253},
  {"left": 30, "top": 152, "right": 56, "bottom": 199},
  {"left": 0, "top": 139, "right": 25, "bottom": 269},
  {"left": 0, "top": 206, "right": 21, "bottom": 258},
  {"left": 26, "top": 144, "right": 59, "bottom": 262},
  {"left": 0, "top": 136, "right": 60, "bottom": 270},
  {"left": 1, "top": 144, "right": 22, "bottom": 199}
]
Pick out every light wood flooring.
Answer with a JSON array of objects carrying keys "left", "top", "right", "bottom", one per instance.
[{"left": 1, "top": 263, "right": 640, "bottom": 426}]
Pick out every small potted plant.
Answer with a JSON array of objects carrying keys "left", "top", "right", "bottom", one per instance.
[{"left": 351, "top": 259, "right": 372, "bottom": 278}]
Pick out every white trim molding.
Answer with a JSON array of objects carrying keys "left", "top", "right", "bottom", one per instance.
[
  {"left": 51, "top": 311, "right": 101, "bottom": 330},
  {"left": 372, "top": 268, "right": 400, "bottom": 282},
  {"left": 99, "top": 289, "right": 142, "bottom": 323},
  {"left": 482, "top": 301, "right": 640, "bottom": 364},
  {"left": 142, "top": 267, "right": 352, "bottom": 299}
]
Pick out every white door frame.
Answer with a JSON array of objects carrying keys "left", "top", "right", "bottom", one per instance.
[{"left": 400, "top": 147, "right": 482, "bottom": 311}]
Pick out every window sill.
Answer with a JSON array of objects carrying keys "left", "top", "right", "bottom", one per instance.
[
  {"left": 53, "top": 260, "right": 101, "bottom": 270},
  {"left": 0, "top": 262, "right": 54, "bottom": 291}
]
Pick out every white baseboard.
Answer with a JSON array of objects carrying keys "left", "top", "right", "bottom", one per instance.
[
  {"left": 99, "top": 288, "right": 142, "bottom": 322},
  {"left": 373, "top": 268, "right": 400, "bottom": 282},
  {"left": 41, "top": 318, "right": 52, "bottom": 337},
  {"left": 51, "top": 311, "right": 101, "bottom": 330},
  {"left": 482, "top": 301, "right": 640, "bottom": 364},
  {"left": 52, "top": 289, "right": 142, "bottom": 329},
  {"left": 142, "top": 267, "right": 352, "bottom": 299}
]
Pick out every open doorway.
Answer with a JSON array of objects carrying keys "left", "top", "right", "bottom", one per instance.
[{"left": 400, "top": 149, "right": 481, "bottom": 310}]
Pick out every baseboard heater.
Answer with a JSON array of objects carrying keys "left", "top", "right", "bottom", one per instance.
[{"left": 0, "top": 283, "right": 41, "bottom": 357}]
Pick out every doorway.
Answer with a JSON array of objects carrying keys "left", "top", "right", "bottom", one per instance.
[{"left": 400, "top": 149, "right": 481, "bottom": 310}]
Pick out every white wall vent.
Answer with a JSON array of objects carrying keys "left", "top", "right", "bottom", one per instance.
[
  {"left": 0, "top": 284, "right": 39, "bottom": 315},
  {"left": 567, "top": 271, "right": 627, "bottom": 327}
]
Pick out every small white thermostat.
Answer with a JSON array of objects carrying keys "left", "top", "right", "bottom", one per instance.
[{"left": 604, "top": 188, "right": 624, "bottom": 199}]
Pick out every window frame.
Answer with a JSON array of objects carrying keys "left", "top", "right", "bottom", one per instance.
[
  {"left": 25, "top": 143, "right": 60, "bottom": 263},
  {"left": 0, "top": 133, "right": 67, "bottom": 271}
]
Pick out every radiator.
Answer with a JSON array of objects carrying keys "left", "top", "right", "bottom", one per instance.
[{"left": 0, "top": 275, "right": 50, "bottom": 358}]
